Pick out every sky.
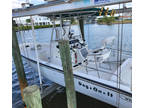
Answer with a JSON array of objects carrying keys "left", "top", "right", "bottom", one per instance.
[
  {"left": 12, "top": 0, "right": 45, "bottom": 9},
  {"left": 12, "top": 0, "right": 132, "bottom": 9}
]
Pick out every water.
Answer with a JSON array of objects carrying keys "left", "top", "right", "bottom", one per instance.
[
  {"left": 84, "top": 24, "right": 132, "bottom": 51},
  {"left": 13, "top": 23, "right": 131, "bottom": 108},
  {"left": 12, "top": 60, "right": 53, "bottom": 108},
  {"left": 17, "top": 23, "right": 132, "bottom": 51}
]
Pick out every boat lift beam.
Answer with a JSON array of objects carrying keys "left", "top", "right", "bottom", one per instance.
[{"left": 12, "top": 0, "right": 132, "bottom": 18}]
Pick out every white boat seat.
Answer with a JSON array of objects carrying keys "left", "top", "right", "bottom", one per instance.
[
  {"left": 102, "top": 36, "right": 116, "bottom": 49},
  {"left": 88, "top": 36, "right": 116, "bottom": 63},
  {"left": 110, "top": 58, "right": 132, "bottom": 87},
  {"left": 88, "top": 48, "right": 111, "bottom": 63}
]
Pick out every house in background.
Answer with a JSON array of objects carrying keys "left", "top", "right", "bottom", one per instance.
[
  {"left": 14, "top": 15, "right": 60, "bottom": 26},
  {"left": 32, "top": 15, "right": 52, "bottom": 26},
  {"left": 119, "top": 12, "right": 132, "bottom": 20}
]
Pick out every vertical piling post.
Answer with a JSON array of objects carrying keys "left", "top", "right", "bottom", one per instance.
[
  {"left": 79, "top": 19, "right": 85, "bottom": 42},
  {"left": 58, "top": 39, "right": 77, "bottom": 108},
  {"left": 12, "top": 20, "right": 28, "bottom": 99},
  {"left": 23, "top": 85, "right": 42, "bottom": 108}
]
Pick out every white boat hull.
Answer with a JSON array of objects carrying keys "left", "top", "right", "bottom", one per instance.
[{"left": 23, "top": 56, "right": 132, "bottom": 108}]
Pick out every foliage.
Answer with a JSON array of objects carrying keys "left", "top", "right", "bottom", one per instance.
[
  {"left": 26, "top": 19, "right": 31, "bottom": 23},
  {"left": 71, "top": 18, "right": 77, "bottom": 25},
  {"left": 115, "top": 17, "right": 119, "bottom": 20},
  {"left": 14, "top": 24, "right": 60, "bottom": 31},
  {"left": 97, "top": 16, "right": 116, "bottom": 25}
]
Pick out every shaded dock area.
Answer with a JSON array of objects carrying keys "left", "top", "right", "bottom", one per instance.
[{"left": 42, "top": 87, "right": 116, "bottom": 108}]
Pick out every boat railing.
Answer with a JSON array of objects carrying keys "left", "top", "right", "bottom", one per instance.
[
  {"left": 107, "top": 47, "right": 132, "bottom": 56},
  {"left": 83, "top": 64, "right": 118, "bottom": 77},
  {"left": 82, "top": 46, "right": 131, "bottom": 79}
]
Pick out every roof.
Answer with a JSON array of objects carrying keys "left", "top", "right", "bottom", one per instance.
[{"left": 12, "top": 0, "right": 132, "bottom": 18}]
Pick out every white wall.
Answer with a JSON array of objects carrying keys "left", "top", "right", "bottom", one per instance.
[{"left": 14, "top": 15, "right": 61, "bottom": 26}]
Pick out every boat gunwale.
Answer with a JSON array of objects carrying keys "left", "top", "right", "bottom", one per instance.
[{"left": 21, "top": 54, "right": 132, "bottom": 97}]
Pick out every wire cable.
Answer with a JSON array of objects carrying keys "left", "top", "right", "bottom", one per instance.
[{"left": 30, "top": 16, "right": 43, "bottom": 90}]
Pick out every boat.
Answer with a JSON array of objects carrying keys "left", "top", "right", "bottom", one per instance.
[
  {"left": 19, "top": 27, "right": 132, "bottom": 108},
  {"left": 13, "top": 0, "right": 132, "bottom": 108}
]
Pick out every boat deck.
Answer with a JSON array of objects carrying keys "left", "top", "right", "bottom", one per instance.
[{"left": 19, "top": 42, "right": 132, "bottom": 91}]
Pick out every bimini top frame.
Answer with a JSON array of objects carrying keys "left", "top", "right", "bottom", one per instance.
[{"left": 12, "top": 0, "right": 132, "bottom": 18}]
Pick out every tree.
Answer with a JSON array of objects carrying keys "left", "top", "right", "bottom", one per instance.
[{"left": 26, "top": 19, "right": 31, "bottom": 23}]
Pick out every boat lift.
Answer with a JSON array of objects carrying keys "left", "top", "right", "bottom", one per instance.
[
  {"left": 12, "top": 0, "right": 132, "bottom": 108},
  {"left": 12, "top": 0, "right": 132, "bottom": 18},
  {"left": 12, "top": 0, "right": 132, "bottom": 93}
]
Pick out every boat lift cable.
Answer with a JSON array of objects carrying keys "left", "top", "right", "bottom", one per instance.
[
  {"left": 60, "top": 14, "right": 66, "bottom": 39},
  {"left": 30, "top": 16, "right": 43, "bottom": 89},
  {"left": 88, "top": 20, "right": 90, "bottom": 48},
  {"left": 116, "top": 3, "right": 125, "bottom": 108},
  {"left": 119, "top": 3, "right": 125, "bottom": 108},
  {"left": 86, "top": 20, "right": 90, "bottom": 73},
  {"left": 78, "top": 18, "right": 83, "bottom": 40},
  {"left": 68, "top": 14, "right": 72, "bottom": 38},
  {"left": 17, "top": 17, "right": 38, "bottom": 84},
  {"left": 60, "top": 14, "right": 63, "bottom": 39},
  {"left": 16, "top": 18, "right": 28, "bottom": 57},
  {"left": 17, "top": 17, "right": 36, "bottom": 84},
  {"left": 19, "top": 18, "right": 31, "bottom": 59},
  {"left": 16, "top": 18, "right": 26, "bottom": 56},
  {"left": 49, "top": 16, "right": 55, "bottom": 61},
  {"left": 23, "top": 17, "right": 38, "bottom": 84},
  {"left": 116, "top": 3, "right": 121, "bottom": 108},
  {"left": 120, "top": 3, "right": 125, "bottom": 83}
]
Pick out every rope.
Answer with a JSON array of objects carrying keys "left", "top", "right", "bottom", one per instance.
[{"left": 30, "top": 16, "right": 43, "bottom": 88}]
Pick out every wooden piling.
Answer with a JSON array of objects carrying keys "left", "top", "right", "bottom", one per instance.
[
  {"left": 12, "top": 20, "right": 28, "bottom": 100},
  {"left": 58, "top": 39, "right": 77, "bottom": 108},
  {"left": 23, "top": 85, "right": 42, "bottom": 108},
  {"left": 79, "top": 19, "right": 85, "bottom": 42}
]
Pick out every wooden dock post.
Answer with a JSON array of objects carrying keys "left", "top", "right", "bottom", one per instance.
[
  {"left": 58, "top": 39, "right": 77, "bottom": 108},
  {"left": 23, "top": 85, "right": 42, "bottom": 108},
  {"left": 79, "top": 19, "right": 85, "bottom": 42},
  {"left": 12, "top": 20, "right": 28, "bottom": 100}
]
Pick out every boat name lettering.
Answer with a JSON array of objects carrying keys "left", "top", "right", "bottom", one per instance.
[{"left": 78, "top": 81, "right": 113, "bottom": 97}]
